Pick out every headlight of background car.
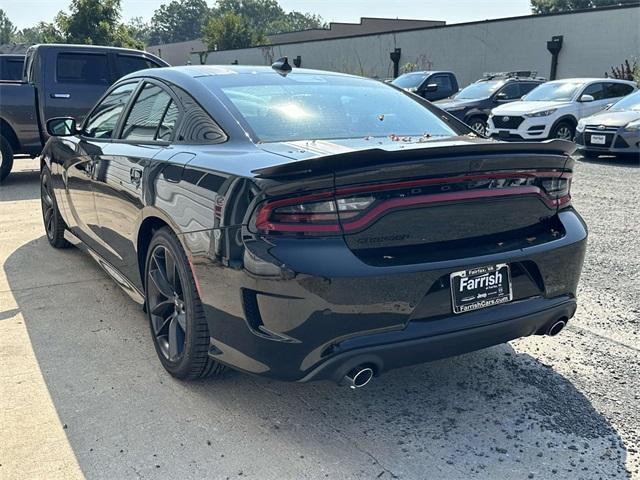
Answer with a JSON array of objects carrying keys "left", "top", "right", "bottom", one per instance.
[
  {"left": 624, "top": 119, "right": 640, "bottom": 131},
  {"left": 524, "top": 108, "right": 558, "bottom": 118},
  {"left": 576, "top": 119, "right": 587, "bottom": 132}
]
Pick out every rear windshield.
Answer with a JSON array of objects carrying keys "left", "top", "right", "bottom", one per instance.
[
  {"left": 524, "top": 81, "right": 583, "bottom": 102},
  {"left": 205, "top": 73, "right": 456, "bottom": 143}
]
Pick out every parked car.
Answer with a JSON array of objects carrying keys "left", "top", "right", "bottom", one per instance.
[
  {"left": 0, "top": 44, "right": 168, "bottom": 182},
  {"left": 0, "top": 54, "right": 25, "bottom": 81},
  {"left": 575, "top": 90, "right": 640, "bottom": 158},
  {"left": 391, "top": 70, "right": 459, "bottom": 101},
  {"left": 41, "top": 64, "right": 587, "bottom": 387},
  {"left": 435, "top": 71, "right": 545, "bottom": 135},
  {"left": 487, "top": 78, "right": 637, "bottom": 141}
]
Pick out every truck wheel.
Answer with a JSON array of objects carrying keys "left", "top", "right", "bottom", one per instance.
[{"left": 0, "top": 135, "right": 14, "bottom": 183}]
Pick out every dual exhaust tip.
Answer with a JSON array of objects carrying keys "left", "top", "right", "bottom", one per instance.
[{"left": 341, "top": 318, "right": 567, "bottom": 389}]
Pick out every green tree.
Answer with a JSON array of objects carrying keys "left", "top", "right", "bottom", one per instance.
[
  {"left": 148, "top": 0, "right": 210, "bottom": 45},
  {"left": 16, "top": 22, "right": 63, "bottom": 44},
  {"left": 267, "top": 11, "right": 325, "bottom": 34},
  {"left": 126, "top": 16, "right": 151, "bottom": 45},
  {"left": 202, "top": 12, "right": 265, "bottom": 50},
  {"left": 0, "top": 9, "right": 17, "bottom": 44},
  {"left": 56, "top": 0, "right": 141, "bottom": 48},
  {"left": 531, "top": 0, "right": 638, "bottom": 14}
]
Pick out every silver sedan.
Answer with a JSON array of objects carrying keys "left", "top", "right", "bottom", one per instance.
[{"left": 576, "top": 90, "right": 640, "bottom": 158}]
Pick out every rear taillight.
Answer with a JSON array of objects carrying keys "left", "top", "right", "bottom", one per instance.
[
  {"left": 254, "top": 171, "right": 572, "bottom": 235},
  {"left": 255, "top": 194, "right": 375, "bottom": 234}
]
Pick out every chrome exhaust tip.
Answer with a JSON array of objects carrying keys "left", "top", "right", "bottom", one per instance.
[
  {"left": 546, "top": 319, "right": 567, "bottom": 336},
  {"left": 344, "top": 366, "right": 374, "bottom": 389}
]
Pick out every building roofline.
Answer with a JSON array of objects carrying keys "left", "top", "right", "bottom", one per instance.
[{"left": 203, "top": 2, "right": 640, "bottom": 53}]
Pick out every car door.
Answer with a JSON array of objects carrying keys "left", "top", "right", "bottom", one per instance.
[
  {"left": 43, "top": 50, "right": 113, "bottom": 124},
  {"left": 92, "top": 81, "right": 180, "bottom": 282},
  {"left": 64, "top": 81, "right": 139, "bottom": 253},
  {"left": 578, "top": 82, "right": 609, "bottom": 117}
]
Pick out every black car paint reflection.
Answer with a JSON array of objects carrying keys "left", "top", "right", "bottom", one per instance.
[{"left": 43, "top": 66, "right": 587, "bottom": 383}]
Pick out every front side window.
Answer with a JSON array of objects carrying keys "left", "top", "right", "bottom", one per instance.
[
  {"left": 582, "top": 83, "right": 605, "bottom": 101},
  {"left": 121, "top": 83, "right": 174, "bottom": 141},
  {"left": 57, "top": 53, "right": 109, "bottom": 85},
  {"left": 391, "top": 73, "right": 428, "bottom": 89},
  {"left": 605, "top": 82, "right": 634, "bottom": 99},
  {"left": 497, "top": 83, "right": 520, "bottom": 100},
  {"left": 519, "top": 82, "right": 540, "bottom": 96},
  {"left": 524, "top": 81, "right": 584, "bottom": 102},
  {"left": 430, "top": 75, "right": 452, "bottom": 91},
  {"left": 84, "top": 82, "right": 138, "bottom": 139},
  {"left": 210, "top": 73, "right": 457, "bottom": 143}
]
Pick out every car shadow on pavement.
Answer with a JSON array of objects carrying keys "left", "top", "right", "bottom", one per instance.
[
  {"left": 5, "top": 237, "right": 630, "bottom": 480},
  {"left": 0, "top": 168, "right": 41, "bottom": 202}
]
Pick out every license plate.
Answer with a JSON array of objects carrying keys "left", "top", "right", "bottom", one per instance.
[
  {"left": 450, "top": 264, "right": 513, "bottom": 314},
  {"left": 590, "top": 134, "right": 606, "bottom": 145},
  {"left": 498, "top": 130, "right": 510, "bottom": 139}
]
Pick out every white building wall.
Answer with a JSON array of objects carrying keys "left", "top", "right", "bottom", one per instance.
[{"left": 193, "top": 6, "right": 640, "bottom": 87}]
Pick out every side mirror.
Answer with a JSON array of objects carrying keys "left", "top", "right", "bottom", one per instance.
[
  {"left": 496, "top": 92, "right": 509, "bottom": 101},
  {"left": 424, "top": 83, "right": 438, "bottom": 92},
  {"left": 521, "top": 95, "right": 527, "bottom": 100},
  {"left": 580, "top": 94, "right": 595, "bottom": 103},
  {"left": 46, "top": 117, "right": 78, "bottom": 136}
]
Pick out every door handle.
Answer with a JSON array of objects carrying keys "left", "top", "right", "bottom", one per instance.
[
  {"left": 50, "top": 93, "right": 71, "bottom": 99},
  {"left": 130, "top": 168, "right": 142, "bottom": 185}
]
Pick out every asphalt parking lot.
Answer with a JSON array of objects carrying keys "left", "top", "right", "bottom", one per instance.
[{"left": 1, "top": 155, "right": 639, "bottom": 480}]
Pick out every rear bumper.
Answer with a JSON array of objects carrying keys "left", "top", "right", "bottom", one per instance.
[
  {"left": 300, "top": 297, "right": 576, "bottom": 383},
  {"left": 187, "top": 209, "right": 587, "bottom": 382}
]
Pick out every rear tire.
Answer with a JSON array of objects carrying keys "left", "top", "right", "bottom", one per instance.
[
  {"left": 144, "top": 227, "right": 226, "bottom": 380},
  {"left": 551, "top": 121, "right": 575, "bottom": 141},
  {"left": 41, "top": 165, "right": 70, "bottom": 248},
  {"left": 0, "top": 135, "right": 14, "bottom": 183}
]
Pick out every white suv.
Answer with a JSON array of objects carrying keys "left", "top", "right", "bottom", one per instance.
[{"left": 487, "top": 78, "right": 637, "bottom": 141}]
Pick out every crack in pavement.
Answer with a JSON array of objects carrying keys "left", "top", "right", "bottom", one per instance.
[{"left": 567, "top": 324, "right": 640, "bottom": 354}]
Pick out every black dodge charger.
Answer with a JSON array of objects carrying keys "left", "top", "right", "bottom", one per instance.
[{"left": 41, "top": 63, "right": 587, "bottom": 388}]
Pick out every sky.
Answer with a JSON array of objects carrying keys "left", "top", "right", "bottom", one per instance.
[{"left": 1, "top": 0, "right": 533, "bottom": 30}]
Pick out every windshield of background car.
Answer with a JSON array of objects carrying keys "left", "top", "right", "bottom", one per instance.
[
  {"left": 391, "top": 73, "right": 428, "bottom": 89},
  {"left": 610, "top": 91, "right": 640, "bottom": 111},
  {"left": 523, "top": 81, "right": 583, "bottom": 102},
  {"left": 454, "top": 80, "right": 504, "bottom": 100},
  {"left": 208, "top": 73, "right": 457, "bottom": 143}
]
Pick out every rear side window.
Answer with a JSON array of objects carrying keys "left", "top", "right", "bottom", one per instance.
[
  {"left": 605, "top": 82, "right": 634, "bottom": 99},
  {"left": 582, "top": 83, "right": 605, "bottom": 100},
  {"left": 84, "top": 82, "right": 138, "bottom": 139},
  {"left": 171, "top": 86, "right": 227, "bottom": 144},
  {"left": 116, "top": 55, "right": 161, "bottom": 77},
  {"left": 0, "top": 58, "right": 24, "bottom": 81},
  {"left": 121, "top": 83, "right": 174, "bottom": 141},
  {"left": 57, "top": 53, "right": 109, "bottom": 85}
]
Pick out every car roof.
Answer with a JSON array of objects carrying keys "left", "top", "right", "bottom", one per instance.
[
  {"left": 120, "top": 65, "right": 370, "bottom": 84},
  {"left": 398, "top": 70, "right": 453, "bottom": 76},
  {"left": 547, "top": 77, "right": 636, "bottom": 85}
]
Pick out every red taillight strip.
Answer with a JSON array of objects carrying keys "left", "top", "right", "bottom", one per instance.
[
  {"left": 335, "top": 171, "right": 570, "bottom": 196},
  {"left": 340, "top": 187, "right": 551, "bottom": 232}
]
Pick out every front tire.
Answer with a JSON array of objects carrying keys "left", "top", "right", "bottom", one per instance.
[
  {"left": 552, "top": 121, "right": 575, "bottom": 141},
  {"left": 41, "top": 166, "right": 70, "bottom": 248},
  {"left": 468, "top": 116, "right": 488, "bottom": 136},
  {"left": 0, "top": 135, "right": 14, "bottom": 183},
  {"left": 144, "top": 227, "right": 226, "bottom": 380}
]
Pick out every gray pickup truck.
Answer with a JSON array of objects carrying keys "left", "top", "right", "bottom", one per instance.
[{"left": 0, "top": 44, "right": 168, "bottom": 182}]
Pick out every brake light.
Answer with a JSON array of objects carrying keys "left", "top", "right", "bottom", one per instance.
[{"left": 254, "top": 171, "right": 572, "bottom": 235}]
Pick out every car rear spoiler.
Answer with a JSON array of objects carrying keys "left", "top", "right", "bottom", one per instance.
[{"left": 252, "top": 139, "right": 576, "bottom": 178}]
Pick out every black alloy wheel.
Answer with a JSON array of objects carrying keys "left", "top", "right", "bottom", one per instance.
[
  {"left": 144, "top": 227, "right": 225, "bottom": 379},
  {"left": 41, "top": 166, "right": 70, "bottom": 248}
]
